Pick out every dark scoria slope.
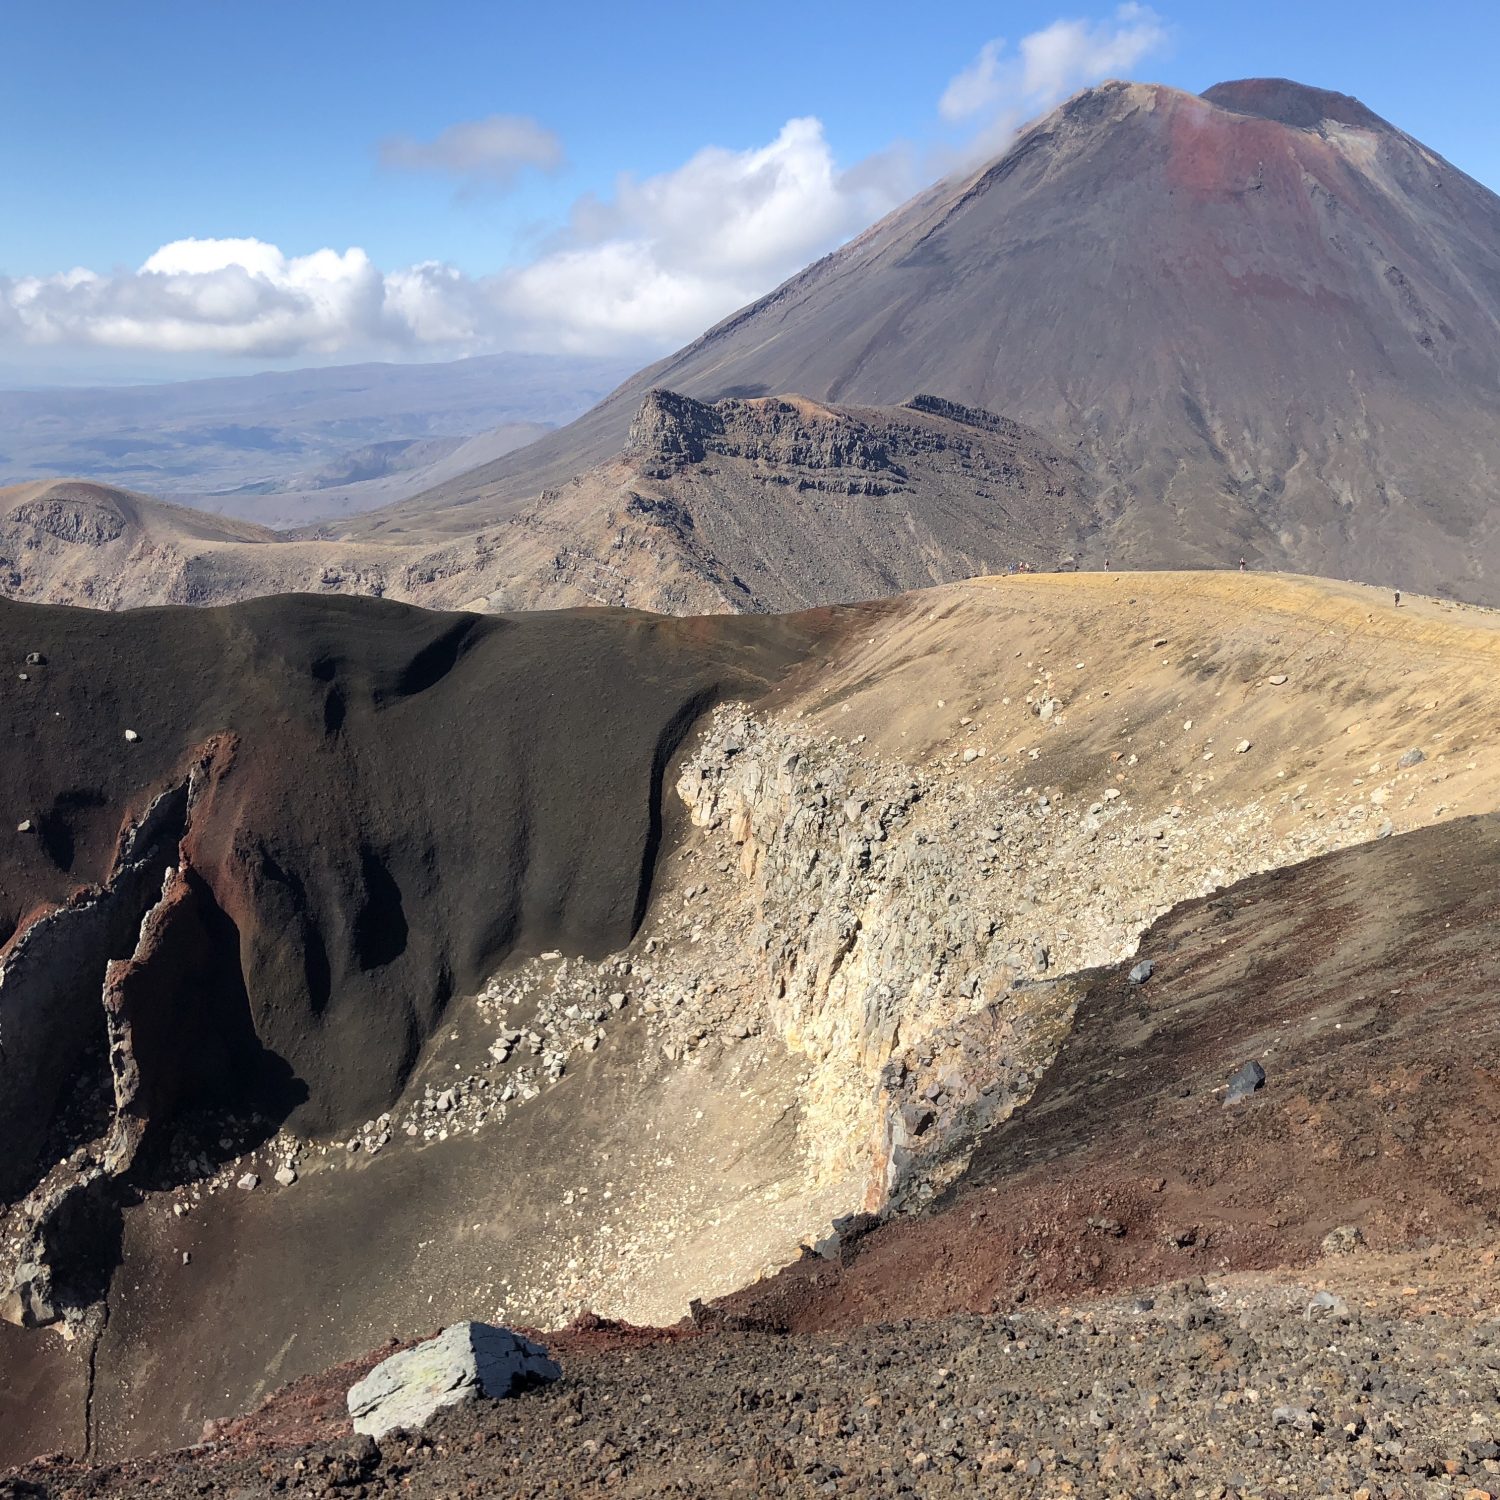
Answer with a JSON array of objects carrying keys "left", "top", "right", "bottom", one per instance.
[
  {"left": 0, "top": 594, "right": 827, "bottom": 1211},
  {"left": 372, "top": 77, "right": 1500, "bottom": 602}
]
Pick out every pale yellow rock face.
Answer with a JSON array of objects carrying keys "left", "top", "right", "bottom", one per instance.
[{"left": 666, "top": 571, "right": 1500, "bottom": 1207}]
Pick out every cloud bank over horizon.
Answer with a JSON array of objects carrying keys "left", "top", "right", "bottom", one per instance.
[{"left": 0, "top": 7, "right": 1168, "bottom": 371}]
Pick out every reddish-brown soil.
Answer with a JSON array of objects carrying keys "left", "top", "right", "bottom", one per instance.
[
  {"left": 711, "top": 813, "right": 1500, "bottom": 1333},
  {"left": 8, "top": 811, "right": 1500, "bottom": 1496}
]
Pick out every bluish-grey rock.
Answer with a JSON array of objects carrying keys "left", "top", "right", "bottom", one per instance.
[
  {"left": 347, "top": 1321, "right": 560, "bottom": 1438},
  {"left": 1272, "top": 1404, "right": 1320, "bottom": 1433},
  {"left": 1127, "top": 959, "right": 1154, "bottom": 985},
  {"left": 1224, "top": 1060, "right": 1266, "bottom": 1105}
]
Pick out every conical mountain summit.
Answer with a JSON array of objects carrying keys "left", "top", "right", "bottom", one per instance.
[{"left": 382, "top": 76, "right": 1500, "bottom": 600}]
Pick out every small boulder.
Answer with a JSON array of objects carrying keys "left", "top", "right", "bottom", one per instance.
[
  {"left": 1127, "top": 959, "right": 1154, "bottom": 986},
  {"left": 1224, "top": 1060, "right": 1266, "bottom": 1105},
  {"left": 1397, "top": 748, "right": 1426, "bottom": 768},
  {"left": 1305, "top": 1290, "right": 1349, "bottom": 1321},
  {"left": 123, "top": 729, "right": 140, "bottom": 743},
  {"left": 347, "top": 1322, "right": 560, "bottom": 1439},
  {"left": 1272, "top": 1404, "right": 1321, "bottom": 1433},
  {"left": 1321, "top": 1224, "right": 1365, "bottom": 1255},
  {"left": 24, "top": 652, "right": 45, "bottom": 666},
  {"left": 0, "top": 1264, "right": 58, "bottom": 1329},
  {"left": 236, "top": 1173, "right": 260, "bottom": 1191},
  {"left": 274, "top": 1165, "right": 298, "bottom": 1188},
  {"left": 1236, "top": 739, "right": 1252, "bottom": 754},
  {"left": 1267, "top": 673, "right": 1288, "bottom": 685}
]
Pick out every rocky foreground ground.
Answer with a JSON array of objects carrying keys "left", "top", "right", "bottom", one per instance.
[
  {"left": 6, "top": 571, "right": 1500, "bottom": 1485},
  {"left": 6, "top": 1248, "right": 1500, "bottom": 1498}
]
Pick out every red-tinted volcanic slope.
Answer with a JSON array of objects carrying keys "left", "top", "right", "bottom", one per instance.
[
  {"left": 0, "top": 594, "right": 831, "bottom": 1207},
  {"left": 367, "top": 78, "right": 1500, "bottom": 602},
  {"left": 710, "top": 812, "right": 1500, "bottom": 1333}
]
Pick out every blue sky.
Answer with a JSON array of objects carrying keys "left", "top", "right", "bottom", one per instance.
[{"left": 4, "top": 0, "right": 1500, "bottom": 381}]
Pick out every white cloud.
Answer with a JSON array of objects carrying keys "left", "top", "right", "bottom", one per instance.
[
  {"left": 0, "top": 9, "right": 1168, "bottom": 369},
  {"left": 2, "top": 240, "right": 389, "bottom": 357},
  {"left": 941, "top": 4, "right": 1169, "bottom": 125},
  {"left": 379, "top": 114, "right": 565, "bottom": 187},
  {"left": 940, "top": 39, "right": 1009, "bottom": 124},
  {"left": 509, "top": 116, "right": 912, "bottom": 349},
  {"left": 0, "top": 114, "right": 914, "bottom": 361}
]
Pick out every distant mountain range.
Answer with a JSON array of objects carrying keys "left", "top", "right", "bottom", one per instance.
[
  {"left": 0, "top": 351, "right": 634, "bottom": 528},
  {"left": 0, "top": 393, "right": 1086, "bottom": 611},
  {"left": 6, "top": 77, "right": 1500, "bottom": 607}
]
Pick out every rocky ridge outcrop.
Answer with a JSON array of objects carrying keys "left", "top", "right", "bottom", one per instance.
[
  {"left": 0, "top": 393, "right": 1088, "bottom": 615},
  {"left": 0, "top": 740, "right": 237, "bottom": 1333},
  {"left": 664, "top": 697, "right": 1439, "bottom": 1202}
]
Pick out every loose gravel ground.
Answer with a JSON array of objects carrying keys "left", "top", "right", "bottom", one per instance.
[{"left": 9, "top": 1260, "right": 1500, "bottom": 1499}]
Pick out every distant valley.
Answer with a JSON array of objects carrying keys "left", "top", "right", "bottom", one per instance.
[{"left": 0, "top": 351, "right": 634, "bottom": 528}]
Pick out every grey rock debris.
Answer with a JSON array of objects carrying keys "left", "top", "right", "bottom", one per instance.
[{"left": 347, "top": 1321, "right": 561, "bottom": 1439}]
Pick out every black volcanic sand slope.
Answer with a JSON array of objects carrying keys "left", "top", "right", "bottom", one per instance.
[
  {"left": 0, "top": 594, "right": 831, "bottom": 1205},
  {"left": 0, "top": 590, "right": 860, "bottom": 1469}
]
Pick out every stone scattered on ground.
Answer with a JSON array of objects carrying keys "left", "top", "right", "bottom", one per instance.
[
  {"left": 346, "top": 1321, "right": 561, "bottom": 1440},
  {"left": 15, "top": 1263, "right": 1500, "bottom": 1498},
  {"left": 1225, "top": 1059, "right": 1267, "bottom": 1104}
]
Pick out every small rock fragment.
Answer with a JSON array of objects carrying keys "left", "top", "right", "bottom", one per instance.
[
  {"left": 236, "top": 1173, "right": 260, "bottom": 1191},
  {"left": 123, "top": 729, "right": 140, "bottom": 743},
  {"left": 1272, "top": 1405, "right": 1321, "bottom": 1433},
  {"left": 1397, "top": 747, "right": 1426, "bottom": 768},
  {"left": 1224, "top": 1060, "right": 1267, "bottom": 1105},
  {"left": 1305, "top": 1290, "right": 1349, "bottom": 1320},
  {"left": 1127, "top": 959, "right": 1154, "bottom": 986},
  {"left": 1321, "top": 1224, "right": 1365, "bottom": 1255}
]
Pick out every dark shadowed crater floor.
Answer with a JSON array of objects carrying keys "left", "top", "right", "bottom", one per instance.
[{"left": 0, "top": 592, "right": 852, "bottom": 1465}]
